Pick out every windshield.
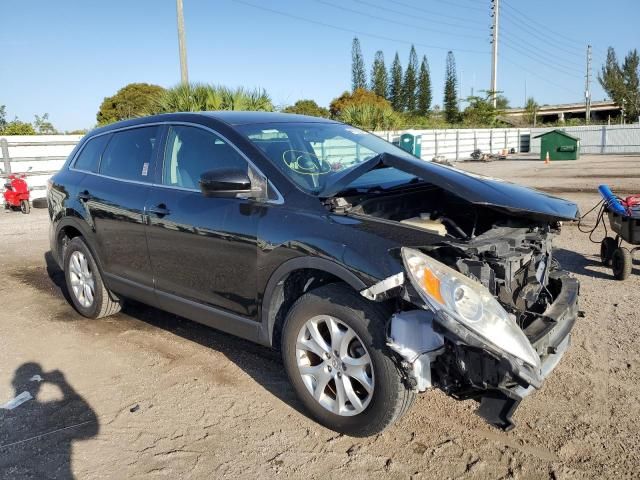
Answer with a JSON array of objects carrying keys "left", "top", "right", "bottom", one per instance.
[{"left": 236, "top": 122, "right": 417, "bottom": 195}]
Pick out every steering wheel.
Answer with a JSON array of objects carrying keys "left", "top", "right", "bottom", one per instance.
[{"left": 282, "top": 150, "right": 331, "bottom": 175}]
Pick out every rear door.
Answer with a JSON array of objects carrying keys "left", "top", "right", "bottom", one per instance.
[
  {"left": 79, "top": 126, "right": 160, "bottom": 294},
  {"left": 145, "top": 124, "right": 261, "bottom": 318}
]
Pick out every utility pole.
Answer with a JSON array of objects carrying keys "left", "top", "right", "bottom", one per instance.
[
  {"left": 585, "top": 44, "right": 592, "bottom": 124},
  {"left": 176, "top": 0, "right": 189, "bottom": 85},
  {"left": 490, "top": 0, "right": 499, "bottom": 108}
]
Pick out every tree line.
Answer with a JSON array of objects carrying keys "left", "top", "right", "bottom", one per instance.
[
  {"left": 0, "top": 107, "right": 61, "bottom": 135},
  {"left": 4, "top": 43, "right": 636, "bottom": 135}
]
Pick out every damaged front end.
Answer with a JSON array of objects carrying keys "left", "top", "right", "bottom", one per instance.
[
  {"left": 330, "top": 153, "right": 581, "bottom": 430},
  {"left": 360, "top": 228, "right": 580, "bottom": 432}
]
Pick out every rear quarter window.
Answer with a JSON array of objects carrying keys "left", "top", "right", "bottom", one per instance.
[
  {"left": 99, "top": 126, "right": 159, "bottom": 182},
  {"left": 73, "top": 134, "right": 111, "bottom": 173}
]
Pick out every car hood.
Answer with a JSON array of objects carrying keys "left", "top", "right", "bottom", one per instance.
[{"left": 322, "top": 153, "right": 580, "bottom": 222}]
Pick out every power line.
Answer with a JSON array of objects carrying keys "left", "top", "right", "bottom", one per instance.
[
  {"left": 357, "top": 0, "right": 479, "bottom": 26},
  {"left": 229, "top": 0, "right": 490, "bottom": 55},
  {"left": 501, "top": 40, "right": 583, "bottom": 80},
  {"left": 502, "top": 0, "right": 606, "bottom": 56},
  {"left": 501, "top": 56, "right": 578, "bottom": 96},
  {"left": 501, "top": 29, "right": 583, "bottom": 69},
  {"left": 432, "top": 0, "right": 485, "bottom": 12},
  {"left": 500, "top": 9, "right": 584, "bottom": 57},
  {"left": 500, "top": 32, "right": 583, "bottom": 74},
  {"left": 312, "top": 0, "right": 485, "bottom": 40}
]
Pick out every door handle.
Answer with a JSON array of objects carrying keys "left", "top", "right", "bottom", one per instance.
[
  {"left": 147, "top": 204, "right": 170, "bottom": 217},
  {"left": 77, "top": 190, "right": 92, "bottom": 202}
]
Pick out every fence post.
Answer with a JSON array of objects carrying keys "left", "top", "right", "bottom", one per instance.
[
  {"left": 600, "top": 126, "right": 607, "bottom": 154},
  {"left": 434, "top": 132, "right": 439, "bottom": 157},
  {"left": 455, "top": 129, "right": 460, "bottom": 161},
  {"left": 489, "top": 129, "right": 493, "bottom": 154},
  {"left": 504, "top": 129, "right": 508, "bottom": 151},
  {"left": 516, "top": 129, "right": 521, "bottom": 153},
  {"left": 0, "top": 138, "right": 10, "bottom": 175}
]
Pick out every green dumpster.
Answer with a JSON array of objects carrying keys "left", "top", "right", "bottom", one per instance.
[
  {"left": 399, "top": 133, "right": 422, "bottom": 158},
  {"left": 533, "top": 129, "right": 580, "bottom": 161}
]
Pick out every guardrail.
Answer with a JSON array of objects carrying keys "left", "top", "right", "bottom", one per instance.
[{"left": 0, "top": 135, "right": 82, "bottom": 200}]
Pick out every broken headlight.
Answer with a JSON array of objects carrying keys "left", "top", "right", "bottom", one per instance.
[{"left": 401, "top": 247, "right": 540, "bottom": 369}]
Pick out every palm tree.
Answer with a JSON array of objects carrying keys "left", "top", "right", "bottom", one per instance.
[{"left": 148, "top": 84, "right": 273, "bottom": 113}]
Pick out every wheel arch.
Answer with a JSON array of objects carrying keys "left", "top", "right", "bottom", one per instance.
[
  {"left": 261, "top": 257, "right": 368, "bottom": 349},
  {"left": 53, "top": 217, "right": 100, "bottom": 270}
]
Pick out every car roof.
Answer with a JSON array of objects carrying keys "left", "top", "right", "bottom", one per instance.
[
  {"left": 201, "top": 111, "right": 339, "bottom": 125},
  {"left": 88, "top": 111, "right": 339, "bottom": 137}
]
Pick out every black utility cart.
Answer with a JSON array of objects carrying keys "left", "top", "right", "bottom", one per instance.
[{"left": 600, "top": 209, "right": 640, "bottom": 280}]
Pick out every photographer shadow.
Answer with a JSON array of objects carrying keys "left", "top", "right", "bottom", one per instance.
[{"left": 0, "top": 363, "right": 98, "bottom": 479}]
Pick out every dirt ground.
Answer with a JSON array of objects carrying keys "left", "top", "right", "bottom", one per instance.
[{"left": 1, "top": 154, "right": 639, "bottom": 479}]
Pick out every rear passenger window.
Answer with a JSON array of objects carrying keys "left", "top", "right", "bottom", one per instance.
[
  {"left": 73, "top": 134, "right": 110, "bottom": 172},
  {"left": 100, "top": 126, "right": 158, "bottom": 182},
  {"left": 163, "top": 125, "right": 248, "bottom": 189}
]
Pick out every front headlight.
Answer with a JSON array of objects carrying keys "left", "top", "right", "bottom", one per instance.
[{"left": 402, "top": 247, "right": 540, "bottom": 369}]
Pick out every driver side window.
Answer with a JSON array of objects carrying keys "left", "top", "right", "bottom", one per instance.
[{"left": 163, "top": 125, "right": 248, "bottom": 190}]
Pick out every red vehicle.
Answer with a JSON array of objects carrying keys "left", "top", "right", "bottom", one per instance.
[{"left": 2, "top": 168, "right": 31, "bottom": 214}]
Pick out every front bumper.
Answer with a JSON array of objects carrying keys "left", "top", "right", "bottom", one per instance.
[{"left": 431, "top": 271, "right": 579, "bottom": 430}]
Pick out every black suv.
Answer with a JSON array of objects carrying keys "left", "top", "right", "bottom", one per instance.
[{"left": 49, "top": 112, "right": 580, "bottom": 436}]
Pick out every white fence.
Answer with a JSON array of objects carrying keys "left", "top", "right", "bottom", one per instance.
[
  {"left": 2, "top": 124, "right": 639, "bottom": 203},
  {"left": 376, "top": 128, "right": 529, "bottom": 160},
  {"left": 0, "top": 135, "right": 81, "bottom": 200},
  {"left": 528, "top": 124, "right": 640, "bottom": 155},
  {"left": 376, "top": 124, "right": 640, "bottom": 160}
]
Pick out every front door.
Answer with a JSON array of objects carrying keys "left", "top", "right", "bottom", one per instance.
[
  {"left": 145, "top": 124, "right": 261, "bottom": 318},
  {"left": 81, "top": 126, "right": 160, "bottom": 292}
]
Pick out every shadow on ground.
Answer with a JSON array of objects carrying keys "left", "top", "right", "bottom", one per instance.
[
  {"left": 0, "top": 363, "right": 99, "bottom": 479},
  {"left": 40, "top": 252, "right": 307, "bottom": 419},
  {"left": 554, "top": 247, "right": 617, "bottom": 280}
]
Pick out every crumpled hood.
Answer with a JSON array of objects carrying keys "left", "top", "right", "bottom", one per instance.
[{"left": 323, "top": 153, "right": 580, "bottom": 222}]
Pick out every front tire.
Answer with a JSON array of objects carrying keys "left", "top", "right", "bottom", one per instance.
[
  {"left": 63, "top": 237, "right": 122, "bottom": 318},
  {"left": 281, "top": 284, "right": 415, "bottom": 437},
  {"left": 20, "top": 199, "right": 30, "bottom": 214}
]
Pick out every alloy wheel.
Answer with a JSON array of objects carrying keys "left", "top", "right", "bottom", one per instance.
[
  {"left": 295, "top": 315, "right": 374, "bottom": 416},
  {"left": 69, "top": 251, "right": 95, "bottom": 308}
]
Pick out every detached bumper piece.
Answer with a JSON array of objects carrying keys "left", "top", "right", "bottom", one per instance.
[{"left": 477, "top": 390, "right": 521, "bottom": 431}]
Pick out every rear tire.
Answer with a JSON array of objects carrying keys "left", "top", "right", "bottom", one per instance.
[
  {"left": 600, "top": 237, "right": 617, "bottom": 266},
  {"left": 63, "top": 237, "right": 122, "bottom": 318},
  {"left": 612, "top": 247, "right": 632, "bottom": 280},
  {"left": 281, "top": 283, "right": 415, "bottom": 437},
  {"left": 20, "top": 199, "right": 30, "bottom": 214}
]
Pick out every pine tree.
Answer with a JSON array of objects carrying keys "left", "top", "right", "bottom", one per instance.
[
  {"left": 370, "top": 50, "right": 388, "bottom": 98},
  {"left": 621, "top": 49, "right": 639, "bottom": 121},
  {"left": 443, "top": 51, "right": 459, "bottom": 123},
  {"left": 389, "top": 52, "right": 403, "bottom": 111},
  {"left": 417, "top": 55, "right": 432, "bottom": 116},
  {"left": 403, "top": 46, "right": 419, "bottom": 112},
  {"left": 351, "top": 37, "right": 367, "bottom": 91}
]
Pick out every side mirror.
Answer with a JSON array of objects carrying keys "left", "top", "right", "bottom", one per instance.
[{"left": 199, "top": 168, "right": 253, "bottom": 198}]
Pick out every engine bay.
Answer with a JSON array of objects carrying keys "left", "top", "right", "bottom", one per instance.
[{"left": 337, "top": 184, "right": 561, "bottom": 327}]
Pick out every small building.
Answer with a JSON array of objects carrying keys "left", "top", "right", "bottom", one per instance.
[{"left": 533, "top": 129, "right": 580, "bottom": 161}]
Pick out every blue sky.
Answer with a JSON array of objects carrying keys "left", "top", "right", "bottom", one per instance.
[{"left": 2, "top": 0, "right": 638, "bottom": 131}]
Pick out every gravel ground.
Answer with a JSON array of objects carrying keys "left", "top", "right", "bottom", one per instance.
[{"left": 1, "top": 154, "right": 639, "bottom": 479}]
